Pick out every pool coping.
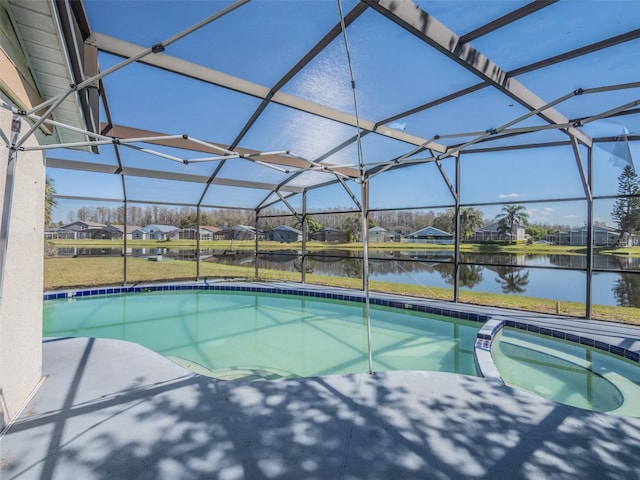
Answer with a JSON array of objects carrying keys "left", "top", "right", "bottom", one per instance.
[{"left": 43, "top": 280, "right": 640, "bottom": 377}]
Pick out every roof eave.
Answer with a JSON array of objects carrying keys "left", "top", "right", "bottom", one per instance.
[{"left": 6, "top": 0, "right": 99, "bottom": 150}]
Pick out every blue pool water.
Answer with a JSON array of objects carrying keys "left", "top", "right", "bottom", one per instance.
[
  {"left": 43, "top": 290, "right": 480, "bottom": 379},
  {"left": 42, "top": 288, "right": 640, "bottom": 416},
  {"left": 493, "top": 327, "right": 640, "bottom": 416}
]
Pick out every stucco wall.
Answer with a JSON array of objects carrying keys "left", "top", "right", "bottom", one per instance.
[{"left": 0, "top": 103, "right": 45, "bottom": 429}]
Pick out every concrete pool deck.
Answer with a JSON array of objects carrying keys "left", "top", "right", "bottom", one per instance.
[
  {"left": 2, "top": 336, "right": 640, "bottom": 480},
  {"left": 3, "top": 282, "right": 640, "bottom": 479}
]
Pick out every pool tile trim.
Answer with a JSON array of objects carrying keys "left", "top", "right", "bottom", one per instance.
[
  {"left": 43, "top": 282, "right": 640, "bottom": 366},
  {"left": 499, "top": 317, "right": 640, "bottom": 365}
]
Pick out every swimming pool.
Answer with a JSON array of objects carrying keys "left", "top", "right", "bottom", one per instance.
[
  {"left": 492, "top": 327, "right": 640, "bottom": 416},
  {"left": 43, "top": 289, "right": 480, "bottom": 379},
  {"left": 42, "top": 284, "right": 640, "bottom": 416}
]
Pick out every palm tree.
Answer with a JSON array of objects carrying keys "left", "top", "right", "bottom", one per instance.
[
  {"left": 458, "top": 207, "right": 483, "bottom": 240},
  {"left": 496, "top": 204, "right": 528, "bottom": 244},
  {"left": 44, "top": 177, "right": 57, "bottom": 226}
]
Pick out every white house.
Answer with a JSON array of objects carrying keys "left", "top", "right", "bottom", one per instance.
[
  {"left": 44, "top": 227, "right": 80, "bottom": 240},
  {"left": 473, "top": 221, "right": 526, "bottom": 242},
  {"left": 368, "top": 226, "right": 395, "bottom": 242},
  {"left": 61, "top": 220, "right": 106, "bottom": 239},
  {"left": 132, "top": 224, "right": 178, "bottom": 240}
]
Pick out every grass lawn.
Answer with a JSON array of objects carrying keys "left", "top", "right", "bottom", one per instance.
[{"left": 44, "top": 256, "right": 640, "bottom": 325}]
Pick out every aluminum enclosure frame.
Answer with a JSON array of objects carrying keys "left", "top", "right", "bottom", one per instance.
[{"left": 2, "top": 0, "right": 639, "bottom": 321}]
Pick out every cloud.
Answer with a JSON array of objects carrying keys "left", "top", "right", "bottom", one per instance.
[
  {"left": 564, "top": 214, "right": 578, "bottom": 219},
  {"left": 498, "top": 193, "right": 522, "bottom": 198},
  {"left": 527, "top": 207, "right": 553, "bottom": 219}
]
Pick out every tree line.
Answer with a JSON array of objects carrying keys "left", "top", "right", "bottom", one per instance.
[
  {"left": 45, "top": 165, "right": 640, "bottom": 245},
  {"left": 55, "top": 202, "right": 584, "bottom": 242},
  {"left": 56, "top": 205, "right": 256, "bottom": 229}
]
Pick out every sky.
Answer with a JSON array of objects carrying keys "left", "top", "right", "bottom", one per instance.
[{"left": 45, "top": 0, "right": 640, "bottom": 228}]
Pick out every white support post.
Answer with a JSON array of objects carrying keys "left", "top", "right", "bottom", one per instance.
[
  {"left": 0, "top": 115, "right": 21, "bottom": 298},
  {"left": 454, "top": 155, "right": 461, "bottom": 302},
  {"left": 196, "top": 206, "right": 201, "bottom": 281},
  {"left": 0, "top": 108, "right": 45, "bottom": 428},
  {"left": 361, "top": 178, "right": 373, "bottom": 375},
  {"left": 337, "top": 0, "right": 372, "bottom": 374},
  {"left": 302, "top": 190, "right": 307, "bottom": 284},
  {"left": 254, "top": 211, "right": 260, "bottom": 279},
  {"left": 123, "top": 200, "right": 128, "bottom": 285}
]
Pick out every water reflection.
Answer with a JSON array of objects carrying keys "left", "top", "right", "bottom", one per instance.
[
  {"left": 45, "top": 247, "right": 640, "bottom": 307},
  {"left": 434, "top": 263, "right": 483, "bottom": 289},
  {"left": 458, "top": 265, "right": 484, "bottom": 288},
  {"left": 493, "top": 266, "right": 530, "bottom": 294},
  {"left": 51, "top": 247, "right": 123, "bottom": 257},
  {"left": 613, "top": 274, "right": 640, "bottom": 307},
  {"left": 547, "top": 254, "right": 640, "bottom": 270},
  {"left": 46, "top": 246, "right": 640, "bottom": 270}
]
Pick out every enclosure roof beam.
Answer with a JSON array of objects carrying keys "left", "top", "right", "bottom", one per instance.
[
  {"left": 365, "top": 154, "right": 437, "bottom": 178},
  {"left": 364, "top": 0, "right": 593, "bottom": 148},
  {"left": 570, "top": 136, "right": 592, "bottom": 202},
  {"left": 274, "top": 191, "right": 303, "bottom": 223},
  {"left": 46, "top": 158, "right": 305, "bottom": 193},
  {"left": 91, "top": 32, "right": 447, "bottom": 154},
  {"left": 50, "top": 192, "right": 253, "bottom": 210},
  {"left": 99, "top": 81, "right": 128, "bottom": 202},
  {"left": 259, "top": 191, "right": 301, "bottom": 211},
  {"left": 377, "top": 83, "right": 486, "bottom": 129},
  {"left": 458, "top": 1, "right": 558, "bottom": 43},
  {"left": 462, "top": 140, "right": 571, "bottom": 154},
  {"left": 509, "top": 28, "right": 640, "bottom": 77},
  {"left": 373, "top": 27, "right": 640, "bottom": 132},
  {"left": 254, "top": 169, "right": 308, "bottom": 211},
  {"left": 100, "top": 123, "right": 359, "bottom": 178},
  {"left": 51, "top": 194, "right": 123, "bottom": 203},
  {"left": 336, "top": 175, "right": 362, "bottom": 211},
  {"left": 435, "top": 157, "right": 458, "bottom": 203}
]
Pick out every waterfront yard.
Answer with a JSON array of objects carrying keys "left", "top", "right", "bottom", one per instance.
[{"left": 44, "top": 254, "right": 640, "bottom": 325}]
